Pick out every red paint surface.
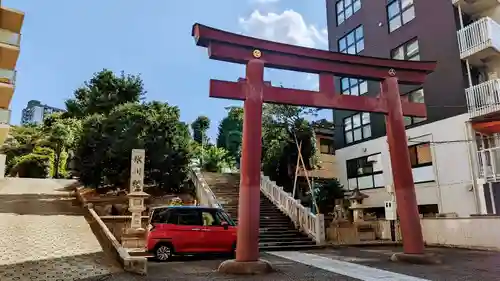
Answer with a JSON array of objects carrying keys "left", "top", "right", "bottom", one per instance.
[
  {"left": 194, "top": 23, "right": 435, "bottom": 258},
  {"left": 383, "top": 77, "right": 425, "bottom": 254},
  {"left": 236, "top": 60, "right": 265, "bottom": 261}
]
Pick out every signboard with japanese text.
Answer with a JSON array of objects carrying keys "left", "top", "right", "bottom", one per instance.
[{"left": 130, "top": 149, "right": 145, "bottom": 193}]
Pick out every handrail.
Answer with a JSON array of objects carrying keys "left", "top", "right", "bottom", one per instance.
[
  {"left": 188, "top": 168, "right": 222, "bottom": 209},
  {"left": 260, "top": 173, "right": 325, "bottom": 244}
]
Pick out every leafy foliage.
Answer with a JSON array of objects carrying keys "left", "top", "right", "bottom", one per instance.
[
  {"left": 11, "top": 146, "right": 55, "bottom": 178},
  {"left": 201, "top": 145, "right": 236, "bottom": 173},
  {"left": 310, "top": 178, "right": 345, "bottom": 214},
  {"left": 261, "top": 104, "right": 319, "bottom": 191},
  {"left": 64, "top": 69, "right": 145, "bottom": 118},
  {"left": 216, "top": 107, "right": 243, "bottom": 162},
  {"left": 191, "top": 115, "right": 210, "bottom": 145}
]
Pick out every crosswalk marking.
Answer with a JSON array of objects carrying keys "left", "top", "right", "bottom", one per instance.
[{"left": 267, "top": 251, "right": 431, "bottom": 281}]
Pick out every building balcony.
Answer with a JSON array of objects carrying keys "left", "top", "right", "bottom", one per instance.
[
  {"left": 466, "top": 79, "right": 500, "bottom": 119},
  {"left": 0, "top": 68, "right": 15, "bottom": 109},
  {"left": 452, "top": 0, "right": 500, "bottom": 15},
  {"left": 458, "top": 17, "right": 500, "bottom": 66},
  {"left": 0, "top": 108, "right": 11, "bottom": 146},
  {"left": 0, "top": 6, "right": 24, "bottom": 34},
  {"left": 0, "top": 28, "right": 20, "bottom": 70}
]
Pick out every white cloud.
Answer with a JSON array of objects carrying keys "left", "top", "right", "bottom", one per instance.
[{"left": 238, "top": 10, "right": 328, "bottom": 48}]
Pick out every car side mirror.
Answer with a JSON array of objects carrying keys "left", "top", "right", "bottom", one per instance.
[{"left": 221, "top": 221, "right": 229, "bottom": 230}]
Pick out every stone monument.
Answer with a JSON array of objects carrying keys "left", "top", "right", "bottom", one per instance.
[{"left": 121, "top": 149, "right": 150, "bottom": 250}]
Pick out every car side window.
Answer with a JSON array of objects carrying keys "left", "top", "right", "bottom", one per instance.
[
  {"left": 202, "top": 211, "right": 219, "bottom": 226},
  {"left": 217, "top": 211, "right": 236, "bottom": 226},
  {"left": 151, "top": 208, "right": 168, "bottom": 223},
  {"left": 175, "top": 209, "right": 203, "bottom": 226}
]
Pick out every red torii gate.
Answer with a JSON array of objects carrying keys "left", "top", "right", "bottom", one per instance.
[{"left": 192, "top": 23, "right": 436, "bottom": 273}]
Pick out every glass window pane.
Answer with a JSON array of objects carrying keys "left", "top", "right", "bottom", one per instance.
[
  {"left": 414, "top": 117, "right": 426, "bottom": 123},
  {"left": 345, "top": 0, "right": 352, "bottom": 5},
  {"left": 353, "top": 128, "right": 362, "bottom": 141},
  {"left": 349, "top": 78, "right": 358, "bottom": 86},
  {"left": 389, "top": 18, "right": 402, "bottom": 32},
  {"left": 409, "top": 54, "right": 420, "bottom": 61},
  {"left": 339, "top": 39, "right": 346, "bottom": 51},
  {"left": 338, "top": 14, "right": 345, "bottom": 25},
  {"left": 356, "top": 40, "right": 364, "bottom": 52},
  {"left": 417, "top": 143, "right": 432, "bottom": 164},
  {"left": 388, "top": 2, "right": 400, "bottom": 18},
  {"left": 345, "top": 7, "right": 353, "bottom": 18},
  {"left": 347, "top": 46, "right": 356, "bottom": 54},
  {"left": 337, "top": 1, "right": 344, "bottom": 12},
  {"left": 361, "top": 112, "right": 370, "bottom": 124},
  {"left": 352, "top": 114, "right": 362, "bottom": 127},
  {"left": 410, "top": 89, "right": 424, "bottom": 103},
  {"left": 409, "top": 147, "right": 418, "bottom": 166},
  {"left": 341, "top": 78, "right": 349, "bottom": 90},
  {"left": 347, "top": 33, "right": 355, "bottom": 45},
  {"left": 362, "top": 125, "right": 371, "bottom": 138},
  {"left": 355, "top": 27, "right": 363, "bottom": 39},
  {"left": 346, "top": 131, "right": 354, "bottom": 143},
  {"left": 404, "top": 116, "right": 412, "bottom": 126},
  {"left": 406, "top": 39, "right": 419, "bottom": 57},
  {"left": 402, "top": 0, "right": 413, "bottom": 9},
  {"left": 353, "top": 0, "right": 361, "bottom": 12},
  {"left": 351, "top": 86, "right": 359, "bottom": 96},
  {"left": 402, "top": 6, "right": 415, "bottom": 24},
  {"left": 392, "top": 46, "right": 404, "bottom": 59},
  {"left": 359, "top": 80, "right": 368, "bottom": 94},
  {"left": 344, "top": 117, "right": 352, "bottom": 130}
]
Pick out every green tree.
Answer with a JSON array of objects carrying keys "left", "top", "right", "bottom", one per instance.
[
  {"left": 64, "top": 69, "right": 145, "bottom": 118},
  {"left": 216, "top": 106, "right": 243, "bottom": 161},
  {"left": 41, "top": 113, "right": 81, "bottom": 178},
  {"left": 74, "top": 102, "right": 192, "bottom": 192},
  {"left": 191, "top": 115, "right": 210, "bottom": 145},
  {"left": 261, "top": 104, "right": 319, "bottom": 191}
]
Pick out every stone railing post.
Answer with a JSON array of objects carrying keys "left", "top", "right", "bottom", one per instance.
[{"left": 315, "top": 213, "right": 326, "bottom": 244}]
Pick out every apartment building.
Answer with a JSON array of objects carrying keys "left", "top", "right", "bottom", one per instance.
[
  {"left": 325, "top": 0, "right": 491, "bottom": 217},
  {"left": 0, "top": 2, "right": 23, "bottom": 145},
  {"left": 21, "top": 100, "right": 65, "bottom": 125},
  {"left": 456, "top": 0, "right": 500, "bottom": 215},
  {"left": 0, "top": 2, "right": 23, "bottom": 178}
]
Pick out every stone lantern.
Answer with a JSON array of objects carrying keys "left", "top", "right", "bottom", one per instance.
[{"left": 349, "top": 188, "right": 368, "bottom": 223}]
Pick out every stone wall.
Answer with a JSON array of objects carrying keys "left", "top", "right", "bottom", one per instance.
[{"left": 326, "top": 216, "right": 500, "bottom": 250}]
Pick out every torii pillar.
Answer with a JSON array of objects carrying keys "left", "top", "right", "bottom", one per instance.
[{"left": 192, "top": 23, "right": 439, "bottom": 274}]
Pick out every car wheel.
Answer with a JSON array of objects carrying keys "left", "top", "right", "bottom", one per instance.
[{"left": 155, "top": 244, "right": 173, "bottom": 262}]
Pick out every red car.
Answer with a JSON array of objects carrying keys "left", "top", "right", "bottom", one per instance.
[{"left": 146, "top": 205, "right": 237, "bottom": 261}]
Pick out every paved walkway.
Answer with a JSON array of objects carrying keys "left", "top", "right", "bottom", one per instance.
[
  {"left": 0, "top": 178, "right": 122, "bottom": 281},
  {"left": 83, "top": 246, "right": 499, "bottom": 280}
]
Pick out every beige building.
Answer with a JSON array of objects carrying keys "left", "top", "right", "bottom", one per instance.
[
  {"left": 0, "top": 2, "right": 23, "bottom": 145},
  {"left": 0, "top": 2, "right": 24, "bottom": 177},
  {"left": 299, "top": 128, "right": 339, "bottom": 180}
]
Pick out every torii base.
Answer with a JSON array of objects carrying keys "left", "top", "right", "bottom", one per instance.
[
  {"left": 390, "top": 252, "right": 442, "bottom": 265},
  {"left": 218, "top": 259, "right": 273, "bottom": 275}
]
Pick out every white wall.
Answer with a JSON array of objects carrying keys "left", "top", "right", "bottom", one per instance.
[{"left": 336, "top": 114, "right": 478, "bottom": 217}]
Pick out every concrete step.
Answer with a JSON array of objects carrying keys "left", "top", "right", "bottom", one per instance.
[
  {"left": 259, "top": 236, "right": 312, "bottom": 242},
  {"left": 258, "top": 240, "right": 316, "bottom": 248}
]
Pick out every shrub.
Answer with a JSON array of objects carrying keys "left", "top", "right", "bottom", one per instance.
[{"left": 11, "top": 153, "right": 51, "bottom": 178}]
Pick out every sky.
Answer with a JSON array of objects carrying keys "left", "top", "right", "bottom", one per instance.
[{"left": 6, "top": 0, "right": 331, "bottom": 141}]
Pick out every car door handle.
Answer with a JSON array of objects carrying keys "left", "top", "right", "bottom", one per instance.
[{"left": 191, "top": 228, "right": 201, "bottom": 231}]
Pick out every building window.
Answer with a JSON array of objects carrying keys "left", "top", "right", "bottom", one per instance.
[
  {"left": 403, "top": 88, "right": 426, "bottom": 126},
  {"left": 344, "top": 112, "right": 371, "bottom": 144},
  {"left": 387, "top": 0, "right": 415, "bottom": 33},
  {"left": 336, "top": 0, "right": 361, "bottom": 25},
  {"left": 338, "top": 25, "right": 364, "bottom": 54},
  {"left": 319, "top": 138, "right": 335, "bottom": 154},
  {"left": 340, "top": 77, "right": 368, "bottom": 96},
  {"left": 391, "top": 38, "right": 420, "bottom": 61},
  {"left": 346, "top": 153, "right": 384, "bottom": 190},
  {"left": 408, "top": 142, "right": 432, "bottom": 168}
]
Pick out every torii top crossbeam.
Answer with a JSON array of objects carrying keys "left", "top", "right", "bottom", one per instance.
[{"left": 192, "top": 23, "right": 437, "bottom": 117}]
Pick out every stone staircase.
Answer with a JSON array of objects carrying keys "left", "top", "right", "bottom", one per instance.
[{"left": 202, "top": 172, "right": 319, "bottom": 251}]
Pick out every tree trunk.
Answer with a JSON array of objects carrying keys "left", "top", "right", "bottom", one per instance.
[{"left": 54, "top": 144, "right": 61, "bottom": 179}]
